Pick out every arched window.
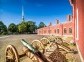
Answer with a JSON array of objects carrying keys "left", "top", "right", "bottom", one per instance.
[
  {"left": 64, "top": 28, "right": 67, "bottom": 34},
  {"left": 69, "top": 28, "right": 72, "bottom": 33}
]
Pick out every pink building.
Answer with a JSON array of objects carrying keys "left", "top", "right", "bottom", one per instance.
[
  {"left": 69, "top": 0, "right": 84, "bottom": 61},
  {"left": 37, "top": 15, "right": 73, "bottom": 37}
]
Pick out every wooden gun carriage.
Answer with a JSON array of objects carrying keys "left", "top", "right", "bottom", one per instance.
[{"left": 5, "top": 36, "right": 76, "bottom": 62}]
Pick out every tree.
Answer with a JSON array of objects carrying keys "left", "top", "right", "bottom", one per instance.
[
  {"left": 27, "top": 21, "right": 37, "bottom": 33},
  {"left": 18, "top": 21, "right": 27, "bottom": 33},
  {"left": 8, "top": 23, "right": 18, "bottom": 34},
  {"left": 0, "top": 21, "right": 7, "bottom": 35},
  {"left": 38, "top": 22, "right": 46, "bottom": 28}
]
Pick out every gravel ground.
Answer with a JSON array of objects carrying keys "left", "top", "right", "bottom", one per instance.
[
  {"left": 0, "top": 34, "right": 46, "bottom": 62},
  {"left": 0, "top": 34, "right": 81, "bottom": 62}
]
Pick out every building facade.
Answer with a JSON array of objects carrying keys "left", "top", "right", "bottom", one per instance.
[
  {"left": 70, "top": 0, "right": 84, "bottom": 61},
  {"left": 37, "top": 15, "right": 74, "bottom": 37}
]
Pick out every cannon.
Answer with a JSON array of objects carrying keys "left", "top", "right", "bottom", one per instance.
[
  {"left": 6, "top": 39, "right": 50, "bottom": 62},
  {"left": 5, "top": 36, "right": 76, "bottom": 62}
]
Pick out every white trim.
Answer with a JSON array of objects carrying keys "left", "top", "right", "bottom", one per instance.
[
  {"left": 75, "top": 17, "right": 76, "bottom": 39},
  {"left": 76, "top": 42, "right": 84, "bottom": 62},
  {"left": 76, "top": 8, "right": 79, "bottom": 40}
]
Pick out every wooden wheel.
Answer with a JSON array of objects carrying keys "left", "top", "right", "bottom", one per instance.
[
  {"left": 45, "top": 42, "right": 58, "bottom": 52},
  {"left": 44, "top": 42, "right": 59, "bottom": 57},
  {"left": 6, "top": 45, "right": 19, "bottom": 62},
  {"left": 53, "top": 36, "right": 63, "bottom": 44},
  {"left": 47, "top": 36, "right": 56, "bottom": 42},
  {"left": 32, "top": 40, "right": 45, "bottom": 53},
  {"left": 40, "top": 37, "right": 50, "bottom": 46},
  {"left": 48, "top": 35, "right": 63, "bottom": 44},
  {"left": 40, "top": 37, "right": 59, "bottom": 55}
]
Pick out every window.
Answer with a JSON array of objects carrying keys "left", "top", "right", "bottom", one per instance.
[
  {"left": 54, "top": 29, "right": 56, "bottom": 33},
  {"left": 57, "top": 29, "right": 59, "bottom": 34},
  {"left": 44, "top": 30, "right": 46, "bottom": 33},
  {"left": 39, "top": 31, "right": 41, "bottom": 33},
  {"left": 69, "top": 28, "right": 72, "bottom": 33},
  {"left": 48, "top": 30, "right": 51, "bottom": 34},
  {"left": 64, "top": 28, "right": 67, "bottom": 34}
]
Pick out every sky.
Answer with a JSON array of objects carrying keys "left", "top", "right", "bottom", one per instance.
[{"left": 0, "top": 0, "right": 72, "bottom": 27}]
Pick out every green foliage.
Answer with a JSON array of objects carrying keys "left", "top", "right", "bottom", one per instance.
[
  {"left": 8, "top": 23, "right": 18, "bottom": 34},
  {"left": 0, "top": 20, "right": 38, "bottom": 34},
  {"left": 0, "top": 21, "right": 7, "bottom": 35},
  {"left": 27, "top": 21, "right": 37, "bottom": 33},
  {"left": 38, "top": 22, "right": 46, "bottom": 28},
  {"left": 18, "top": 21, "right": 27, "bottom": 33}
]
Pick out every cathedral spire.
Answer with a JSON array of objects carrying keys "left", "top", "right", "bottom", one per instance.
[{"left": 22, "top": 5, "right": 24, "bottom": 21}]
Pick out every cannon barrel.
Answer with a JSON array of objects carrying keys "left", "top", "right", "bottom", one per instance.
[
  {"left": 21, "top": 39, "right": 37, "bottom": 53},
  {"left": 21, "top": 39, "right": 50, "bottom": 62}
]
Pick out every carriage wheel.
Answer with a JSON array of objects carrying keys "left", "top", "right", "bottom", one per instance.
[
  {"left": 44, "top": 42, "right": 59, "bottom": 57},
  {"left": 54, "top": 36, "right": 63, "bottom": 44},
  {"left": 40, "top": 37, "right": 50, "bottom": 46},
  {"left": 6, "top": 45, "right": 19, "bottom": 62},
  {"left": 47, "top": 36, "right": 56, "bottom": 42},
  {"left": 45, "top": 42, "right": 59, "bottom": 52},
  {"left": 32, "top": 40, "right": 45, "bottom": 54},
  {"left": 40, "top": 37, "right": 59, "bottom": 55}
]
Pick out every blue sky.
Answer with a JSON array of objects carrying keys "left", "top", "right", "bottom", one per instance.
[{"left": 0, "top": 0, "right": 72, "bottom": 27}]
